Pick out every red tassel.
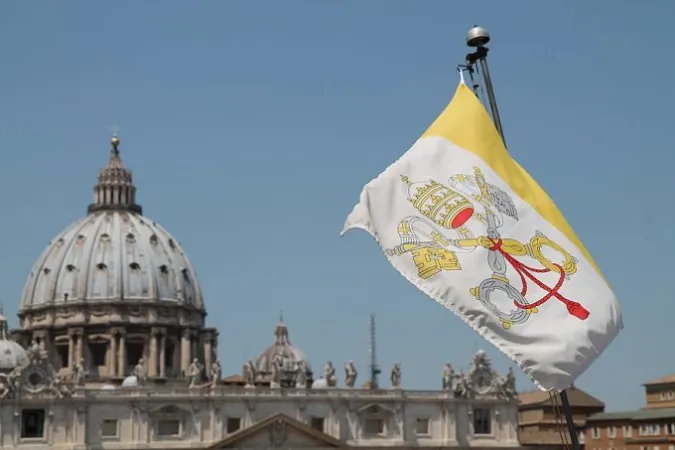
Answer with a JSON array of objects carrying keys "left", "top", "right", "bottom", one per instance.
[{"left": 566, "top": 301, "right": 590, "bottom": 320}]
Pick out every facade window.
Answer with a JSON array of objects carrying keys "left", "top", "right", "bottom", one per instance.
[
  {"left": 164, "top": 341, "right": 175, "bottom": 375},
  {"left": 156, "top": 419, "right": 181, "bottom": 437},
  {"left": 126, "top": 342, "right": 144, "bottom": 368},
  {"left": 364, "top": 418, "right": 384, "bottom": 435},
  {"left": 660, "top": 392, "right": 674, "bottom": 400},
  {"left": 642, "top": 446, "right": 650, "bottom": 450},
  {"left": 21, "top": 409, "right": 45, "bottom": 439},
  {"left": 56, "top": 343, "right": 69, "bottom": 368},
  {"left": 310, "top": 417, "right": 325, "bottom": 432},
  {"left": 591, "top": 427, "right": 600, "bottom": 439},
  {"left": 578, "top": 430, "right": 585, "bottom": 443},
  {"left": 100, "top": 419, "right": 118, "bottom": 438},
  {"left": 89, "top": 342, "right": 107, "bottom": 366},
  {"left": 415, "top": 418, "right": 430, "bottom": 435},
  {"left": 667, "top": 423, "right": 675, "bottom": 435},
  {"left": 640, "top": 424, "right": 660, "bottom": 436},
  {"left": 473, "top": 408, "right": 491, "bottom": 435},
  {"left": 608, "top": 426, "right": 617, "bottom": 438},
  {"left": 226, "top": 417, "right": 241, "bottom": 434},
  {"left": 623, "top": 425, "right": 633, "bottom": 437}
]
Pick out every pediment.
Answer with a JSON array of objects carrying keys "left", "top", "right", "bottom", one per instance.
[
  {"left": 356, "top": 403, "right": 395, "bottom": 417},
  {"left": 208, "top": 413, "right": 347, "bottom": 449},
  {"left": 149, "top": 404, "right": 191, "bottom": 417}
]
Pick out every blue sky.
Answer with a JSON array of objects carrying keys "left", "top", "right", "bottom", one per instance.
[{"left": 1, "top": 1, "right": 673, "bottom": 411}]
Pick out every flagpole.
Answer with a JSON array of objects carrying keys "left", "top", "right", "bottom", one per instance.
[
  {"left": 465, "top": 26, "right": 506, "bottom": 145},
  {"left": 463, "top": 25, "right": 581, "bottom": 450}
]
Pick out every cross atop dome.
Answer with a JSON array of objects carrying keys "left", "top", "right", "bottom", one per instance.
[{"left": 87, "top": 134, "right": 143, "bottom": 215}]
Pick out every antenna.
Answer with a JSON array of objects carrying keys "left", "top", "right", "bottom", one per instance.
[{"left": 368, "top": 314, "right": 381, "bottom": 389}]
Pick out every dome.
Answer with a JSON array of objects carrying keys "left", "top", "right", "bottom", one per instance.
[
  {"left": 20, "top": 212, "right": 203, "bottom": 310},
  {"left": 311, "top": 377, "right": 328, "bottom": 389},
  {"left": 0, "top": 314, "right": 28, "bottom": 371},
  {"left": 121, "top": 375, "right": 139, "bottom": 388},
  {"left": 19, "top": 135, "right": 203, "bottom": 312},
  {"left": 254, "top": 317, "right": 311, "bottom": 374}
]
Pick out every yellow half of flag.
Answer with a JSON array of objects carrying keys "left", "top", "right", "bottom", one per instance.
[{"left": 422, "top": 83, "right": 602, "bottom": 279}]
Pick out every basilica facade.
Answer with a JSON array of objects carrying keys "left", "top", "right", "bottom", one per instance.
[{"left": 0, "top": 136, "right": 522, "bottom": 449}]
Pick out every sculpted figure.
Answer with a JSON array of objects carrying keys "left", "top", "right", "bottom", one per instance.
[
  {"left": 51, "top": 374, "right": 71, "bottom": 398},
  {"left": 7, "top": 367, "right": 21, "bottom": 392},
  {"left": 295, "top": 360, "right": 307, "bottom": 388},
  {"left": 390, "top": 363, "right": 402, "bottom": 389},
  {"left": 324, "top": 361, "right": 337, "bottom": 387},
  {"left": 187, "top": 358, "right": 203, "bottom": 388},
  {"left": 344, "top": 361, "right": 357, "bottom": 388},
  {"left": 454, "top": 372, "right": 474, "bottom": 399},
  {"left": 28, "top": 340, "right": 46, "bottom": 364},
  {"left": 210, "top": 360, "right": 222, "bottom": 389},
  {"left": 500, "top": 367, "right": 517, "bottom": 399},
  {"left": 270, "top": 357, "right": 282, "bottom": 388},
  {"left": 0, "top": 373, "right": 12, "bottom": 399},
  {"left": 134, "top": 358, "right": 147, "bottom": 386},
  {"left": 442, "top": 362, "right": 454, "bottom": 391},
  {"left": 243, "top": 360, "right": 256, "bottom": 388},
  {"left": 73, "top": 357, "right": 88, "bottom": 387}
]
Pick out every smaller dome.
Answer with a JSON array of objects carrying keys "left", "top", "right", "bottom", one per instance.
[
  {"left": 121, "top": 375, "right": 139, "bottom": 388},
  {"left": 312, "top": 377, "right": 328, "bottom": 389},
  {"left": 254, "top": 316, "right": 311, "bottom": 374},
  {"left": 0, "top": 314, "right": 28, "bottom": 371}
]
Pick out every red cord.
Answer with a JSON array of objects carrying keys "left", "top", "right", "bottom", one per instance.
[{"left": 488, "top": 239, "right": 589, "bottom": 320}]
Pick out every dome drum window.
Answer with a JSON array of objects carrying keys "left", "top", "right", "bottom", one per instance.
[
  {"left": 159, "top": 265, "right": 169, "bottom": 274},
  {"left": 126, "top": 233, "right": 135, "bottom": 243},
  {"left": 100, "top": 233, "right": 110, "bottom": 243},
  {"left": 66, "top": 264, "right": 76, "bottom": 272},
  {"left": 129, "top": 262, "right": 141, "bottom": 271},
  {"left": 96, "top": 263, "right": 107, "bottom": 270},
  {"left": 150, "top": 235, "right": 158, "bottom": 245}
]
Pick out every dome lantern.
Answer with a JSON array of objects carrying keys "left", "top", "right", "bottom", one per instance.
[{"left": 87, "top": 134, "right": 143, "bottom": 215}]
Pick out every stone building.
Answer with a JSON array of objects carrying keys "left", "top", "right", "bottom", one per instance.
[
  {"left": 517, "top": 386, "right": 604, "bottom": 450},
  {"left": 0, "top": 136, "right": 522, "bottom": 449},
  {"left": 584, "top": 375, "right": 675, "bottom": 450}
]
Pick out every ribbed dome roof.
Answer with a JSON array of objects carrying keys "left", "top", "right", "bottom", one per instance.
[
  {"left": 20, "top": 136, "right": 203, "bottom": 311},
  {"left": 254, "top": 317, "right": 311, "bottom": 374},
  {"left": 20, "top": 212, "right": 203, "bottom": 310},
  {"left": 0, "top": 313, "right": 28, "bottom": 371}
]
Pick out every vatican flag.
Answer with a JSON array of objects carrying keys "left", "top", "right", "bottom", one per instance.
[{"left": 341, "top": 80, "right": 623, "bottom": 392}]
